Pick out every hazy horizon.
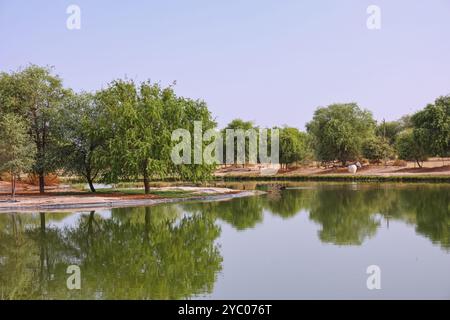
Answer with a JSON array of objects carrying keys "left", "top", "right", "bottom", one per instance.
[{"left": 1, "top": 0, "right": 449, "bottom": 129}]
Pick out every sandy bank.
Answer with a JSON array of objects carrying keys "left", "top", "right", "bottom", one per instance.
[{"left": 0, "top": 187, "right": 263, "bottom": 213}]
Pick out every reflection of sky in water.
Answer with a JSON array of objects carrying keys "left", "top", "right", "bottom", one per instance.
[
  {"left": 207, "top": 209, "right": 450, "bottom": 299},
  {"left": 85, "top": 183, "right": 112, "bottom": 190},
  {"left": 48, "top": 209, "right": 112, "bottom": 229}
]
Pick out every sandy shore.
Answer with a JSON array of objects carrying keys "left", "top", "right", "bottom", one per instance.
[
  {"left": 0, "top": 186, "right": 261, "bottom": 213},
  {"left": 216, "top": 162, "right": 450, "bottom": 178}
]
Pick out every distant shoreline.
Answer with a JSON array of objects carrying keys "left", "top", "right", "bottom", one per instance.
[
  {"left": 218, "top": 174, "right": 450, "bottom": 183},
  {"left": 214, "top": 162, "right": 450, "bottom": 183}
]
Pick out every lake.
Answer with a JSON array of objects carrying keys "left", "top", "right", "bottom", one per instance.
[{"left": 0, "top": 182, "right": 449, "bottom": 299}]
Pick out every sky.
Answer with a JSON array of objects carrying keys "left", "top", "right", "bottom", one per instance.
[{"left": 1, "top": 0, "right": 449, "bottom": 129}]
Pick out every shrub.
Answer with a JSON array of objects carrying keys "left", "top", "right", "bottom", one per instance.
[
  {"left": 395, "top": 129, "right": 428, "bottom": 167},
  {"left": 362, "top": 137, "right": 394, "bottom": 164}
]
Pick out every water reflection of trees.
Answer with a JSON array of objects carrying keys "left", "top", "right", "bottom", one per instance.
[
  {"left": 0, "top": 207, "right": 222, "bottom": 299},
  {"left": 0, "top": 212, "right": 72, "bottom": 299},
  {"left": 307, "top": 187, "right": 381, "bottom": 245},
  {"left": 391, "top": 186, "right": 450, "bottom": 250},
  {"left": 182, "top": 196, "right": 264, "bottom": 230},
  {"left": 295, "top": 184, "right": 449, "bottom": 248},
  {"left": 1, "top": 184, "right": 449, "bottom": 299},
  {"left": 264, "top": 188, "right": 313, "bottom": 218},
  {"left": 183, "top": 184, "right": 450, "bottom": 249}
]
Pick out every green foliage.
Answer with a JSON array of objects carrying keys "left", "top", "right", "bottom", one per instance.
[
  {"left": 1, "top": 63, "right": 449, "bottom": 188},
  {"left": 0, "top": 114, "right": 36, "bottom": 198},
  {"left": 225, "top": 119, "right": 254, "bottom": 131},
  {"left": 0, "top": 65, "right": 68, "bottom": 192},
  {"left": 174, "top": 96, "right": 218, "bottom": 181},
  {"left": 375, "top": 120, "right": 404, "bottom": 145},
  {"left": 54, "top": 93, "right": 106, "bottom": 192},
  {"left": 0, "top": 114, "right": 36, "bottom": 174},
  {"left": 306, "top": 103, "right": 376, "bottom": 165},
  {"left": 97, "top": 80, "right": 216, "bottom": 193},
  {"left": 362, "top": 136, "right": 394, "bottom": 163},
  {"left": 411, "top": 96, "right": 450, "bottom": 157},
  {"left": 222, "top": 119, "right": 256, "bottom": 165},
  {"left": 395, "top": 129, "right": 428, "bottom": 167},
  {"left": 279, "top": 127, "right": 312, "bottom": 168}
]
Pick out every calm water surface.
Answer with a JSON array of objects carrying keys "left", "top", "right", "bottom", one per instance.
[{"left": 1, "top": 182, "right": 449, "bottom": 299}]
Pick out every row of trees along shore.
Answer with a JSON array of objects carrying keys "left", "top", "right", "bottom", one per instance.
[{"left": 0, "top": 65, "right": 449, "bottom": 195}]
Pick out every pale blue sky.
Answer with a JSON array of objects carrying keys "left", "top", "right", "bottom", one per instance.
[{"left": 1, "top": 0, "right": 449, "bottom": 128}]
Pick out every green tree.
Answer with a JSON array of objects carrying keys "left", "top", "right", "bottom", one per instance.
[
  {"left": 306, "top": 103, "right": 375, "bottom": 166},
  {"left": 375, "top": 120, "right": 404, "bottom": 145},
  {"left": 172, "top": 96, "right": 218, "bottom": 182},
  {"left": 0, "top": 65, "right": 67, "bottom": 193},
  {"left": 362, "top": 136, "right": 394, "bottom": 164},
  {"left": 411, "top": 96, "right": 450, "bottom": 158},
  {"left": 97, "top": 79, "right": 157, "bottom": 193},
  {"left": 0, "top": 114, "right": 36, "bottom": 201},
  {"left": 97, "top": 80, "right": 216, "bottom": 193},
  {"left": 395, "top": 129, "right": 428, "bottom": 167},
  {"left": 279, "top": 127, "right": 312, "bottom": 169},
  {"left": 54, "top": 93, "right": 106, "bottom": 192},
  {"left": 222, "top": 119, "right": 256, "bottom": 167}
]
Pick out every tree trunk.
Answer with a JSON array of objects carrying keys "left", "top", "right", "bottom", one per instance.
[
  {"left": 87, "top": 177, "right": 96, "bottom": 193},
  {"left": 143, "top": 164, "right": 150, "bottom": 194},
  {"left": 11, "top": 174, "right": 16, "bottom": 202},
  {"left": 39, "top": 173, "right": 45, "bottom": 194},
  {"left": 416, "top": 159, "right": 422, "bottom": 168}
]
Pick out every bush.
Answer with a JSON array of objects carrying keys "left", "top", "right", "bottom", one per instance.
[
  {"left": 362, "top": 137, "right": 394, "bottom": 164},
  {"left": 395, "top": 129, "right": 428, "bottom": 167}
]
